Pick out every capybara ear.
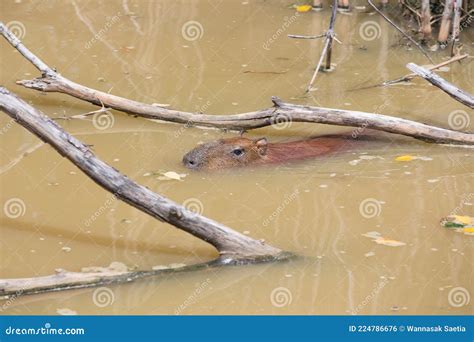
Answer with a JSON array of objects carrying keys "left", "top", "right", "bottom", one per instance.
[{"left": 254, "top": 137, "right": 268, "bottom": 156}]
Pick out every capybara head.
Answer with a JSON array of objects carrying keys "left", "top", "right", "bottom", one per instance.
[{"left": 183, "top": 137, "right": 268, "bottom": 170}]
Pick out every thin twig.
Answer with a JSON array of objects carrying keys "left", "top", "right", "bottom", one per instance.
[
  {"left": 306, "top": 0, "right": 338, "bottom": 92},
  {"left": 288, "top": 33, "right": 326, "bottom": 39}
]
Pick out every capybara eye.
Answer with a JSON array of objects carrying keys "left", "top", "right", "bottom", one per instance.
[{"left": 232, "top": 148, "right": 244, "bottom": 157}]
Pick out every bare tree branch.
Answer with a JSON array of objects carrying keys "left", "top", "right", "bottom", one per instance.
[
  {"left": 406, "top": 63, "right": 474, "bottom": 109},
  {"left": 1, "top": 21, "right": 472, "bottom": 146},
  {"left": 0, "top": 86, "right": 290, "bottom": 296}
]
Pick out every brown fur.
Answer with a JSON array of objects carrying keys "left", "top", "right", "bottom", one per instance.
[{"left": 183, "top": 135, "right": 365, "bottom": 170}]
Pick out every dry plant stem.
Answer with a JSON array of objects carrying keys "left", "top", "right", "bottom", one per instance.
[
  {"left": 1, "top": 21, "right": 472, "bottom": 145},
  {"left": 420, "top": 0, "right": 432, "bottom": 40},
  {"left": 367, "top": 0, "right": 434, "bottom": 63},
  {"left": 451, "top": 0, "right": 462, "bottom": 56},
  {"left": 406, "top": 63, "right": 474, "bottom": 109},
  {"left": 288, "top": 34, "right": 325, "bottom": 39},
  {"left": 383, "top": 53, "right": 469, "bottom": 85},
  {"left": 0, "top": 87, "right": 289, "bottom": 296},
  {"left": 438, "top": 0, "right": 454, "bottom": 43},
  {"left": 306, "top": 0, "right": 338, "bottom": 92}
]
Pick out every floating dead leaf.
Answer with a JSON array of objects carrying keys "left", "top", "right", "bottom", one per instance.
[
  {"left": 395, "top": 155, "right": 415, "bottom": 162},
  {"left": 441, "top": 215, "right": 473, "bottom": 228},
  {"left": 296, "top": 5, "right": 312, "bottom": 12},
  {"left": 363, "top": 231, "right": 406, "bottom": 247},
  {"left": 374, "top": 237, "right": 406, "bottom": 247},
  {"left": 158, "top": 171, "right": 187, "bottom": 181},
  {"left": 57, "top": 308, "right": 77, "bottom": 315},
  {"left": 395, "top": 155, "right": 432, "bottom": 162}
]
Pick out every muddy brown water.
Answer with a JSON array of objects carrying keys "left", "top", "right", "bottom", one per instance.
[{"left": 1, "top": 0, "right": 473, "bottom": 315}]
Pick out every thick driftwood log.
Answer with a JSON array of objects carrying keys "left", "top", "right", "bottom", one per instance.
[
  {"left": 0, "top": 87, "right": 289, "bottom": 296},
  {"left": 406, "top": 63, "right": 474, "bottom": 109},
  {"left": 1, "top": 21, "right": 472, "bottom": 145}
]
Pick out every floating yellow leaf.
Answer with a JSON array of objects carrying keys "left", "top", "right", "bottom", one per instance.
[
  {"left": 463, "top": 227, "right": 474, "bottom": 233},
  {"left": 395, "top": 155, "right": 415, "bottom": 162},
  {"left": 453, "top": 215, "right": 472, "bottom": 225},
  {"left": 296, "top": 5, "right": 312, "bottom": 12}
]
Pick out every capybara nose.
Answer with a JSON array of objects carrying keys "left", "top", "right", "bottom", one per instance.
[{"left": 182, "top": 154, "right": 198, "bottom": 169}]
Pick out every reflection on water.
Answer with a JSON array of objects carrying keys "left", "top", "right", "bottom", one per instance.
[{"left": 0, "top": 0, "right": 472, "bottom": 315}]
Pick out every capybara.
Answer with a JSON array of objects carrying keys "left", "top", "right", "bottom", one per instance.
[{"left": 183, "top": 134, "right": 371, "bottom": 170}]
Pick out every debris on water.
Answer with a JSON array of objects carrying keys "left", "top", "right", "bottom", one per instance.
[
  {"left": 152, "top": 265, "right": 168, "bottom": 270},
  {"left": 168, "top": 263, "right": 186, "bottom": 269},
  {"left": 61, "top": 246, "right": 72, "bottom": 253},
  {"left": 97, "top": 77, "right": 105, "bottom": 82},
  {"left": 349, "top": 155, "right": 383, "bottom": 165},
  {"left": 158, "top": 171, "right": 187, "bottom": 181},
  {"left": 364, "top": 251, "right": 375, "bottom": 257},
  {"left": 295, "top": 4, "right": 312, "bottom": 12},
  {"left": 57, "top": 308, "right": 77, "bottom": 315},
  {"left": 430, "top": 247, "right": 438, "bottom": 252},
  {"left": 395, "top": 155, "right": 433, "bottom": 162},
  {"left": 374, "top": 237, "right": 406, "bottom": 247},
  {"left": 82, "top": 261, "right": 129, "bottom": 273},
  {"left": 441, "top": 215, "right": 474, "bottom": 234},
  {"left": 243, "top": 230, "right": 250, "bottom": 235},
  {"left": 121, "top": 219, "right": 132, "bottom": 224},
  {"left": 362, "top": 231, "right": 406, "bottom": 247},
  {"left": 427, "top": 178, "right": 440, "bottom": 183},
  {"left": 390, "top": 305, "right": 400, "bottom": 312}
]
